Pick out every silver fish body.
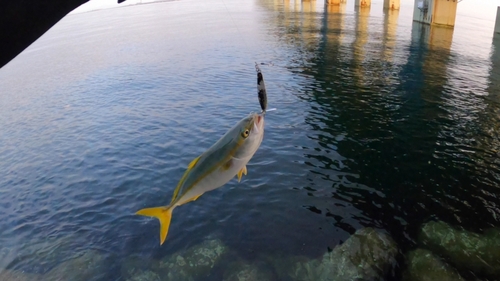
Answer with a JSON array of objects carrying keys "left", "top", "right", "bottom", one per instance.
[{"left": 136, "top": 112, "right": 265, "bottom": 245}]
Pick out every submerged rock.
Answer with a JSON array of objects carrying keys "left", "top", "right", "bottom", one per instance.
[
  {"left": 5, "top": 234, "right": 86, "bottom": 274},
  {"left": 121, "top": 255, "right": 159, "bottom": 281},
  {"left": 126, "top": 269, "right": 161, "bottom": 281},
  {"left": 222, "top": 260, "right": 275, "bottom": 281},
  {"left": 403, "top": 249, "right": 465, "bottom": 281},
  {"left": 0, "top": 269, "right": 41, "bottom": 281},
  {"left": 278, "top": 227, "right": 398, "bottom": 281},
  {"left": 419, "top": 221, "right": 500, "bottom": 278},
  {"left": 0, "top": 246, "right": 16, "bottom": 270},
  {"left": 152, "top": 238, "right": 228, "bottom": 281},
  {"left": 41, "top": 250, "right": 108, "bottom": 281}
]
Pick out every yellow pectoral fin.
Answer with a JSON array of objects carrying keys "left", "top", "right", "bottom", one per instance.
[
  {"left": 237, "top": 166, "right": 247, "bottom": 182},
  {"left": 136, "top": 206, "right": 174, "bottom": 245}
]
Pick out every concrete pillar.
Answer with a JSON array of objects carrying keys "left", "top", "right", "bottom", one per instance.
[
  {"left": 383, "top": 0, "right": 400, "bottom": 10},
  {"left": 495, "top": 7, "right": 500, "bottom": 35},
  {"left": 327, "top": 0, "right": 340, "bottom": 4},
  {"left": 411, "top": 21, "right": 453, "bottom": 51},
  {"left": 355, "top": 0, "right": 370, "bottom": 8},
  {"left": 433, "top": 0, "right": 457, "bottom": 26},
  {"left": 326, "top": 1, "right": 346, "bottom": 12},
  {"left": 326, "top": 0, "right": 346, "bottom": 5},
  {"left": 413, "top": 0, "right": 457, "bottom": 27}
]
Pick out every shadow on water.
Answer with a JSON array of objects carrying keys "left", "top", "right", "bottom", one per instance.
[{"left": 258, "top": 0, "right": 500, "bottom": 278}]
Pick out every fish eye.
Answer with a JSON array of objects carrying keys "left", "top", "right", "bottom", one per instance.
[{"left": 241, "top": 129, "right": 250, "bottom": 138}]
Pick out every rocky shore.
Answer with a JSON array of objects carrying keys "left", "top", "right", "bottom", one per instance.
[{"left": 3, "top": 221, "right": 500, "bottom": 281}]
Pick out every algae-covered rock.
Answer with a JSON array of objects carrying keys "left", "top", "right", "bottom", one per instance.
[
  {"left": 270, "top": 256, "right": 312, "bottom": 280},
  {"left": 121, "top": 255, "right": 159, "bottom": 281},
  {"left": 3, "top": 235, "right": 79, "bottom": 274},
  {"left": 281, "top": 227, "right": 398, "bottom": 281},
  {"left": 154, "top": 238, "right": 228, "bottom": 281},
  {"left": 126, "top": 269, "right": 161, "bottom": 281},
  {"left": 318, "top": 227, "right": 398, "bottom": 281},
  {"left": 0, "top": 269, "right": 41, "bottom": 281},
  {"left": 41, "top": 250, "right": 108, "bottom": 281},
  {"left": 0, "top": 246, "right": 16, "bottom": 270},
  {"left": 222, "top": 260, "right": 275, "bottom": 281},
  {"left": 403, "top": 249, "right": 464, "bottom": 281},
  {"left": 287, "top": 257, "right": 321, "bottom": 281},
  {"left": 419, "top": 221, "right": 500, "bottom": 277}
]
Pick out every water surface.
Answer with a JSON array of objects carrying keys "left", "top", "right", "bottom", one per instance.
[{"left": 1, "top": 0, "right": 500, "bottom": 279}]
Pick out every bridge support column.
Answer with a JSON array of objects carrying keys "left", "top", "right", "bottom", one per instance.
[
  {"left": 326, "top": 0, "right": 346, "bottom": 4},
  {"left": 355, "top": 0, "right": 370, "bottom": 8},
  {"left": 413, "top": 0, "right": 457, "bottom": 27},
  {"left": 384, "top": 0, "right": 400, "bottom": 10},
  {"left": 495, "top": 7, "right": 500, "bottom": 35}
]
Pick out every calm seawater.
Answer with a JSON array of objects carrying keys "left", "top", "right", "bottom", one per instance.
[{"left": 1, "top": 0, "right": 499, "bottom": 279}]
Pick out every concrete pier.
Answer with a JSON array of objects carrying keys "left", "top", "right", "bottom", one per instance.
[
  {"left": 383, "top": 0, "right": 400, "bottom": 10},
  {"left": 326, "top": 0, "right": 347, "bottom": 5},
  {"left": 413, "top": 0, "right": 457, "bottom": 27},
  {"left": 326, "top": 1, "right": 346, "bottom": 13},
  {"left": 495, "top": 7, "right": 500, "bottom": 35},
  {"left": 355, "top": 0, "right": 371, "bottom": 8}
]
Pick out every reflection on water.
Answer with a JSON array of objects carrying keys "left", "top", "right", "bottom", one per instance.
[
  {"left": 382, "top": 8, "right": 398, "bottom": 62},
  {"left": 353, "top": 5, "right": 370, "bottom": 85},
  {"left": 260, "top": 0, "right": 500, "bottom": 263},
  {"left": 1, "top": 0, "right": 500, "bottom": 279}
]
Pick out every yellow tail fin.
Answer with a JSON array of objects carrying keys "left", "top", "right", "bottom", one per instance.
[{"left": 136, "top": 206, "right": 174, "bottom": 245}]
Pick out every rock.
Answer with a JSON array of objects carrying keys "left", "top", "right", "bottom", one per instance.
[
  {"left": 419, "top": 221, "right": 500, "bottom": 278},
  {"left": 126, "top": 269, "right": 161, "bottom": 281},
  {"left": 286, "top": 257, "right": 321, "bottom": 281},
  {"left": 6, "top": 234, "right": 82, "bottom": 274},
  {"left": 0, "top": 270, "right": 41, "bottom": 281},
  {"left": 269, "top": 255, "right": 315, "bottom": 281},
  {"left": 278, "top": 227, "right": 398, "bottom": 281},
  {"left": 222, "top": 260, "right": 275, "bottom": 281},
  {"left": 121, "top": 255, "right": 157, "bottom": 281},
  {"left": 41, "top": 250, "right": 108, "bottom": 281},
  {"left": 153, "top": 238, "right": 228, "bottom": 281},
  {"left": 403, "top": 249, "right": 465, "bottom": 281},
  {"left": 0, "top": 246, "right": 16, "bottom": 270}
]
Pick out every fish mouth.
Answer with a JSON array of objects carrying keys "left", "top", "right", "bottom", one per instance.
[
  {"left": 252, "top": 113, "right": 264, "bottom": 134},
  {"left": 256, "top": 114, "right": 262, "bottom": 125}
]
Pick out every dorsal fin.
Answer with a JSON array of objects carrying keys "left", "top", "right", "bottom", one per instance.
[{"left": 188, "top": 156, "right": 200, "bottom": 169}]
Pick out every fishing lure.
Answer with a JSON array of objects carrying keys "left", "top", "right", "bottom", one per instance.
[{"left": 255, "top": 63, "right": 268, "bottom": 113}]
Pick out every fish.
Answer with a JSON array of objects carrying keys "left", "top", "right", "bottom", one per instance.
[
  {"left": 136, "top": 112, "right": 265, "bottom": 245},
  {"left": 255, "top": 63, "right": 268, "bottom": 113}
]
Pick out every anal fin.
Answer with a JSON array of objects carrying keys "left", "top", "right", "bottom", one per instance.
[{"left": 188, "top": 194, "right": 203, "bottom": 203}]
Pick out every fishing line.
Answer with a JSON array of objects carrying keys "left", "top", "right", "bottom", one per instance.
[
  {"left": 220, "top": 0, "right": 279, "bottom": 115},
  {"left": 220, "top": 0, "right": 253, "bottom": 59}
]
